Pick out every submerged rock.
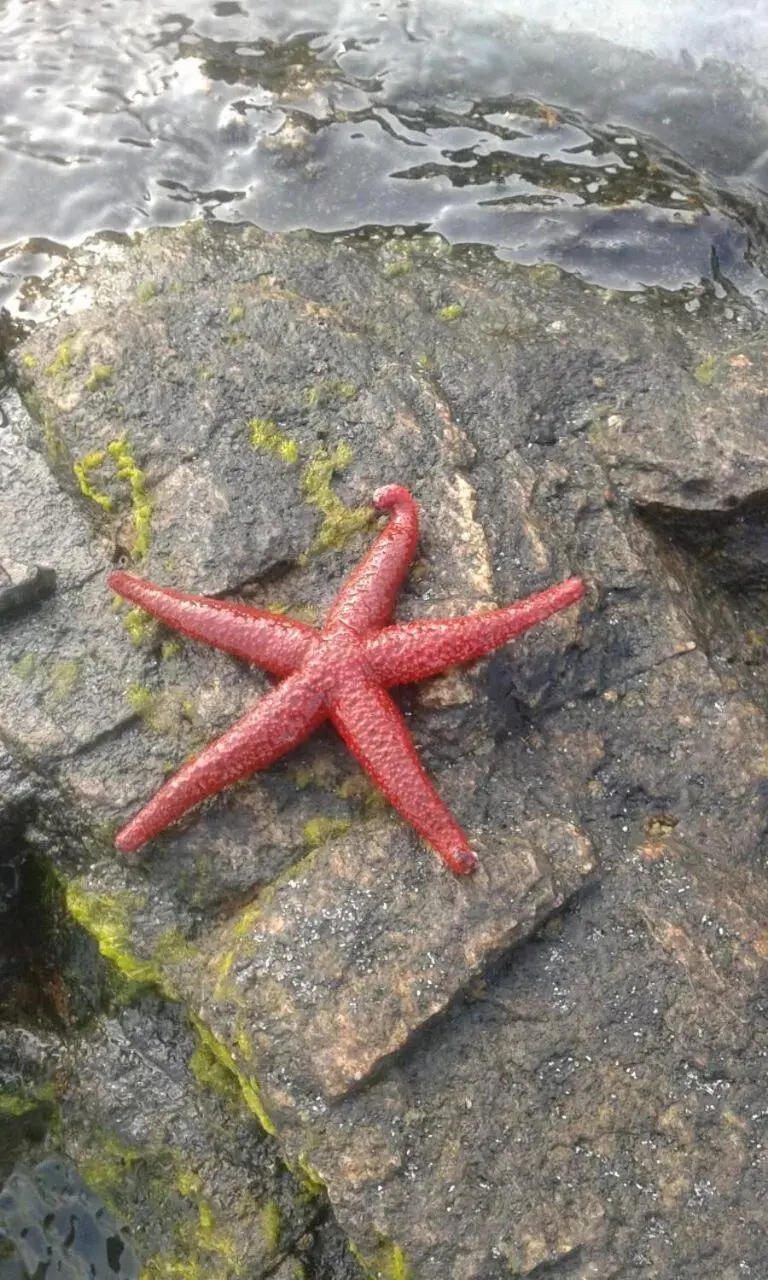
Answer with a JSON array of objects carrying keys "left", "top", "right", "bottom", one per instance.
[
  {"left": 1, "top": 222, "right": 768, "bottom": 1277},
  {"left": 0, "top": 1157, "right": 140, "bottom": 1280}
]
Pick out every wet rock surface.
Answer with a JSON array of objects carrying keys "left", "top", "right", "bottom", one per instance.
[
  {"left": 1, "top": 223, "right": 768, "bottom": 1277},
  {"left": 194, "top": 816, "right": 595, "bottom": 1110},
  {"left": 0, "top": 987, "right": 364, "bottom": 1279}
]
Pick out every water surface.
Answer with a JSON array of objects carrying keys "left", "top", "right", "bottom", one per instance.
[{"left": 2, "top": 0, "right": 768, "bottom": 312}]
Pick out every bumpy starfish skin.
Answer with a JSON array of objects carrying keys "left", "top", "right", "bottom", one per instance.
[{"left": 109, "top": 485, "right": 584, "bottom": 874}]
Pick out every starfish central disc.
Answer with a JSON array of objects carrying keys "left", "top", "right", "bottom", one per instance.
[{"left": 108, "top": 484, "right": 584, "bottom": 875}]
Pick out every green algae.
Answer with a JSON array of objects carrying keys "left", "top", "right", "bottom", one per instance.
[
  {"left": 295, "top": 1154, "right": 325, "bottom": 1201},
  {"left": 137, "top": 280, "right": 158, "bottom": 304},
  {"left": 64, "top": 887, "right": 196, "bottom": 1008},
  {"left": 208, "top": 946, "right": 237, "bottom": 999},
  {"left": 383, "top": 259, "right": 413, "bottom": 278},
  {"left": 388, "top": 1244, "right": 412, "bottom": 1280},
  {"left": 18, "top": 384, "right": 69, "bottom": 465},
  {"left": 0, "top": 1084, "right": 56, "bottom": 1119},
  {"left": 60, "top": 892, "right": 296, "bottom": 1271},
  {"left": 379, "top": 1242, "right": 412, "bottom": 1280},
  {"left": 66, "top": 892, "right": 331, "bottom": 1229},
  {"left": 357, "top": 1239, "right": 413, "bottom": 1280},
  {"left": 45, "top": 342, "right": 73, "bottom": 377},
  {"left": 81, "top": 818, "right": 122, "bottom": 862},
  {"left": 42, "top": 412, "right": 69, "bottom": 465},
  {"left": 74, "top": 448, "right": 114, "bottom": 510},
  {"left": 437, "top": 303, "right": 463, "bottom": 322},
  {"left": 247, "top": 420, "right": 372, "bottom": 560},
  {"left": 84, "top": 363, "right": 113, "bottom": 391},
  {"left": 0, "top": 1082, "right": 60, "bottom": 1157},
  {"left": 529, "top": 262, "right": 561, "bottom": 284},
  {"left": 232, "top": 1022, "right": 253, "bottom": 1064},
  {"left": 190, "top": 1018, "right": 277, "bottom": 1137},
  {"left": 337, "top": 774, "right": 369, "bottom": 800},
  {"left": 694, "top": 353, "right": 718, "bottom": 385},
  {"left": 160, "top": 639, "right": 182, "bottom": 661},
  {"left": 305, "top": 380, "right": 357, "bottom": 406},
  {"left": 126, "top": 682, "right": 196, "bottom": 739},
  {"left": 300, "top": 443, "right": 372, "bottom": 558},
  {"left": 73, "top": 431, "right": 153, "bottom": 559},
  {"left": 248, "top": 417, "right": 299, "bottom": 465},
  {"left": 62, "top": 885, "right": 284, "bottom": 1229},
  {"left": 189, "top": 1039, "right": 242, "bottom": 1109},
  {"left": 260, "top": 1200, "right": 282, "bottom": 1252},
  {"left": 48, "top": 659, "right": 81, "bottom": 705},
  {"left": 152, "top": 928, "right": 198, "bottom": 966},
  {"left": 303, "top": 816, "right": 352, "bottom": 850},
  {"left": 12, "top": 652, "right": 37, "bottom": 680},
  {"left": 228, "top": 303, "right": 246, "bottom": 323},
  {"left": 120, "top": 605, "right": 158, "bottom": 647},
  {"left": 79, "top": 1130, "right": 248, "bottom": 1280},
  {"left": 64, "top": 885, "right": 162, "bottom": 989},
  {"left": 338, "top": 774, "right": 385, "bottom": 810},
  {"left": 290, "top": 756, "right": 338, "bottom": 794},
  {"left": 76, "top": 1135, "right": 141, "bottom": 1222},
  {"left": 171, "top": 1170, "right": 245, "bottom": 1277},
  {"left": 78, "top": 1130, "right": 145, "bottom": 1210},
  {"left": 0, "top": 1095, "right": 36, "bottom": 1118},
  {"left": 12, "top": 653, "right": 81, "bottom": 704},
  {"left": 230, "top": 899, "right": 265, "bottom": 941},
  {"left": 109, "top": 433, "right": 153, "bottom": 558}
]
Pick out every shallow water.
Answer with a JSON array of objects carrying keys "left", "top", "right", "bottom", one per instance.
[{"left": 2, "top": 0, "right": 768, "bottom": 312}]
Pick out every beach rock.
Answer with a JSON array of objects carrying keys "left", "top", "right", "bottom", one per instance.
[{"left": 1, "top": 222, "right": 767, "bottom": 1277}]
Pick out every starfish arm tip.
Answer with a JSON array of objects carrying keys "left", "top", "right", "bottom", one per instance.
[
  {"left": 446, "top": 847, "right": 479, "bottom": 875},
  {"left": 114, "top": 825, "right": 143, "bottom": 855},
  {"left": 372, "top": 483, "right": 415, "bottom": 512},
  {"left": 108, "top": 569, "right": 132, "bottom": 593}
]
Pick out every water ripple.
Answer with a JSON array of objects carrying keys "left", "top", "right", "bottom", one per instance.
[{"left": 2, "top": 0, "right": 768, "bottom": 311}]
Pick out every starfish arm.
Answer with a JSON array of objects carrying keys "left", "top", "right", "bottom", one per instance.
[
  {"left": 115, "top": 671, "right": 329, "bottom": 853},
  {"left": 365, "top": 577, "right": 585, "bottom": 685},
  {"left": 329, "top": 678, "right": 478, "bottom": 875},
  {"left": 109, "top": 571, "right": 316, "bottom": 676},
  {"left": 325, "top": 484, "right": 420, "bottom": 634}
]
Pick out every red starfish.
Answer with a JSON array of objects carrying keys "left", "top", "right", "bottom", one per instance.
[{"left": 109, "top": 485, "right": 584, "bottom": 875}]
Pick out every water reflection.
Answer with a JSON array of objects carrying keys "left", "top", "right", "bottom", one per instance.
[{"left": 1, "top": 0, "right": 768, "bottom": 311}]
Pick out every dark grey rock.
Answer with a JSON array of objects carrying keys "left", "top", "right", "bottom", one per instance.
[
  {"left": 0, "top": 563, "right": 56, "bottom": 623},
  {"left": 1, "top": 222, "right": 768, "bottom": 1278}
]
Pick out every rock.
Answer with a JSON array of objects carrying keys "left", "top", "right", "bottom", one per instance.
[
  {"left": 0, "top": 561, "right": 56, "bottom": 622},
  {"left": 195, "top": 817, "right": 594, "bottom": 1108},
  {"left": 0, "top": 993, "right": 363, "bottom": 1279},
  {"left": 0, "top": 1157, "right": 141, "bottom": 1279},
  {"left": 1, "top": 222, "right": 768, "bottom": 1277}
]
